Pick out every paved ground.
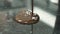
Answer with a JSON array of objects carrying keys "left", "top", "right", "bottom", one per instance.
[
  {"left": 0, "top": 7, "right": 53, "bottom": 34},
  {"left": 0, "top": 0, "right": 58, "bottom": 34}
]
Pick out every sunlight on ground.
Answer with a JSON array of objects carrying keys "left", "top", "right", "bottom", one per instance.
[
  {"left": 50, "top": 0, "right": 58, "bottom": 4},
  {"left": 34, "top": 7, "right": 56, "bottom": 28}
]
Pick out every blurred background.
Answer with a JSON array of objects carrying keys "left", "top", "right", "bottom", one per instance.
[{"left": 0, "top": 0, "right": 58, "bottom": 34}]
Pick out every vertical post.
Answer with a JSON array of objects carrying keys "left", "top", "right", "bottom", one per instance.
[
  {"left": 26, "top": 0, "right": 34, "bottom": 34},
  {"left": 53, "top": 0, "right": 60, "bottom": 34},
  {"left": 26, "top": 0, "right": 33, "bottom": 16},
  {"left": 32, "top": 0, "right": 33, "bottom": 16},
  {"left": 31, "top": 0, "right": 33, "bottom": 34}
]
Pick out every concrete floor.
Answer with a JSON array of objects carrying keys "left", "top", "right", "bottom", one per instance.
[
  {"left": 0, "top": 7, "right": 54, "bottom": 34},
  {"left": 0, "top": 0, "right": 58, "bottom": 34}
]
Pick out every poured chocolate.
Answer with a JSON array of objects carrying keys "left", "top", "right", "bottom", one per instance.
[{"left": 15, "top": 9, "right": 39, "bottom": 25}]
